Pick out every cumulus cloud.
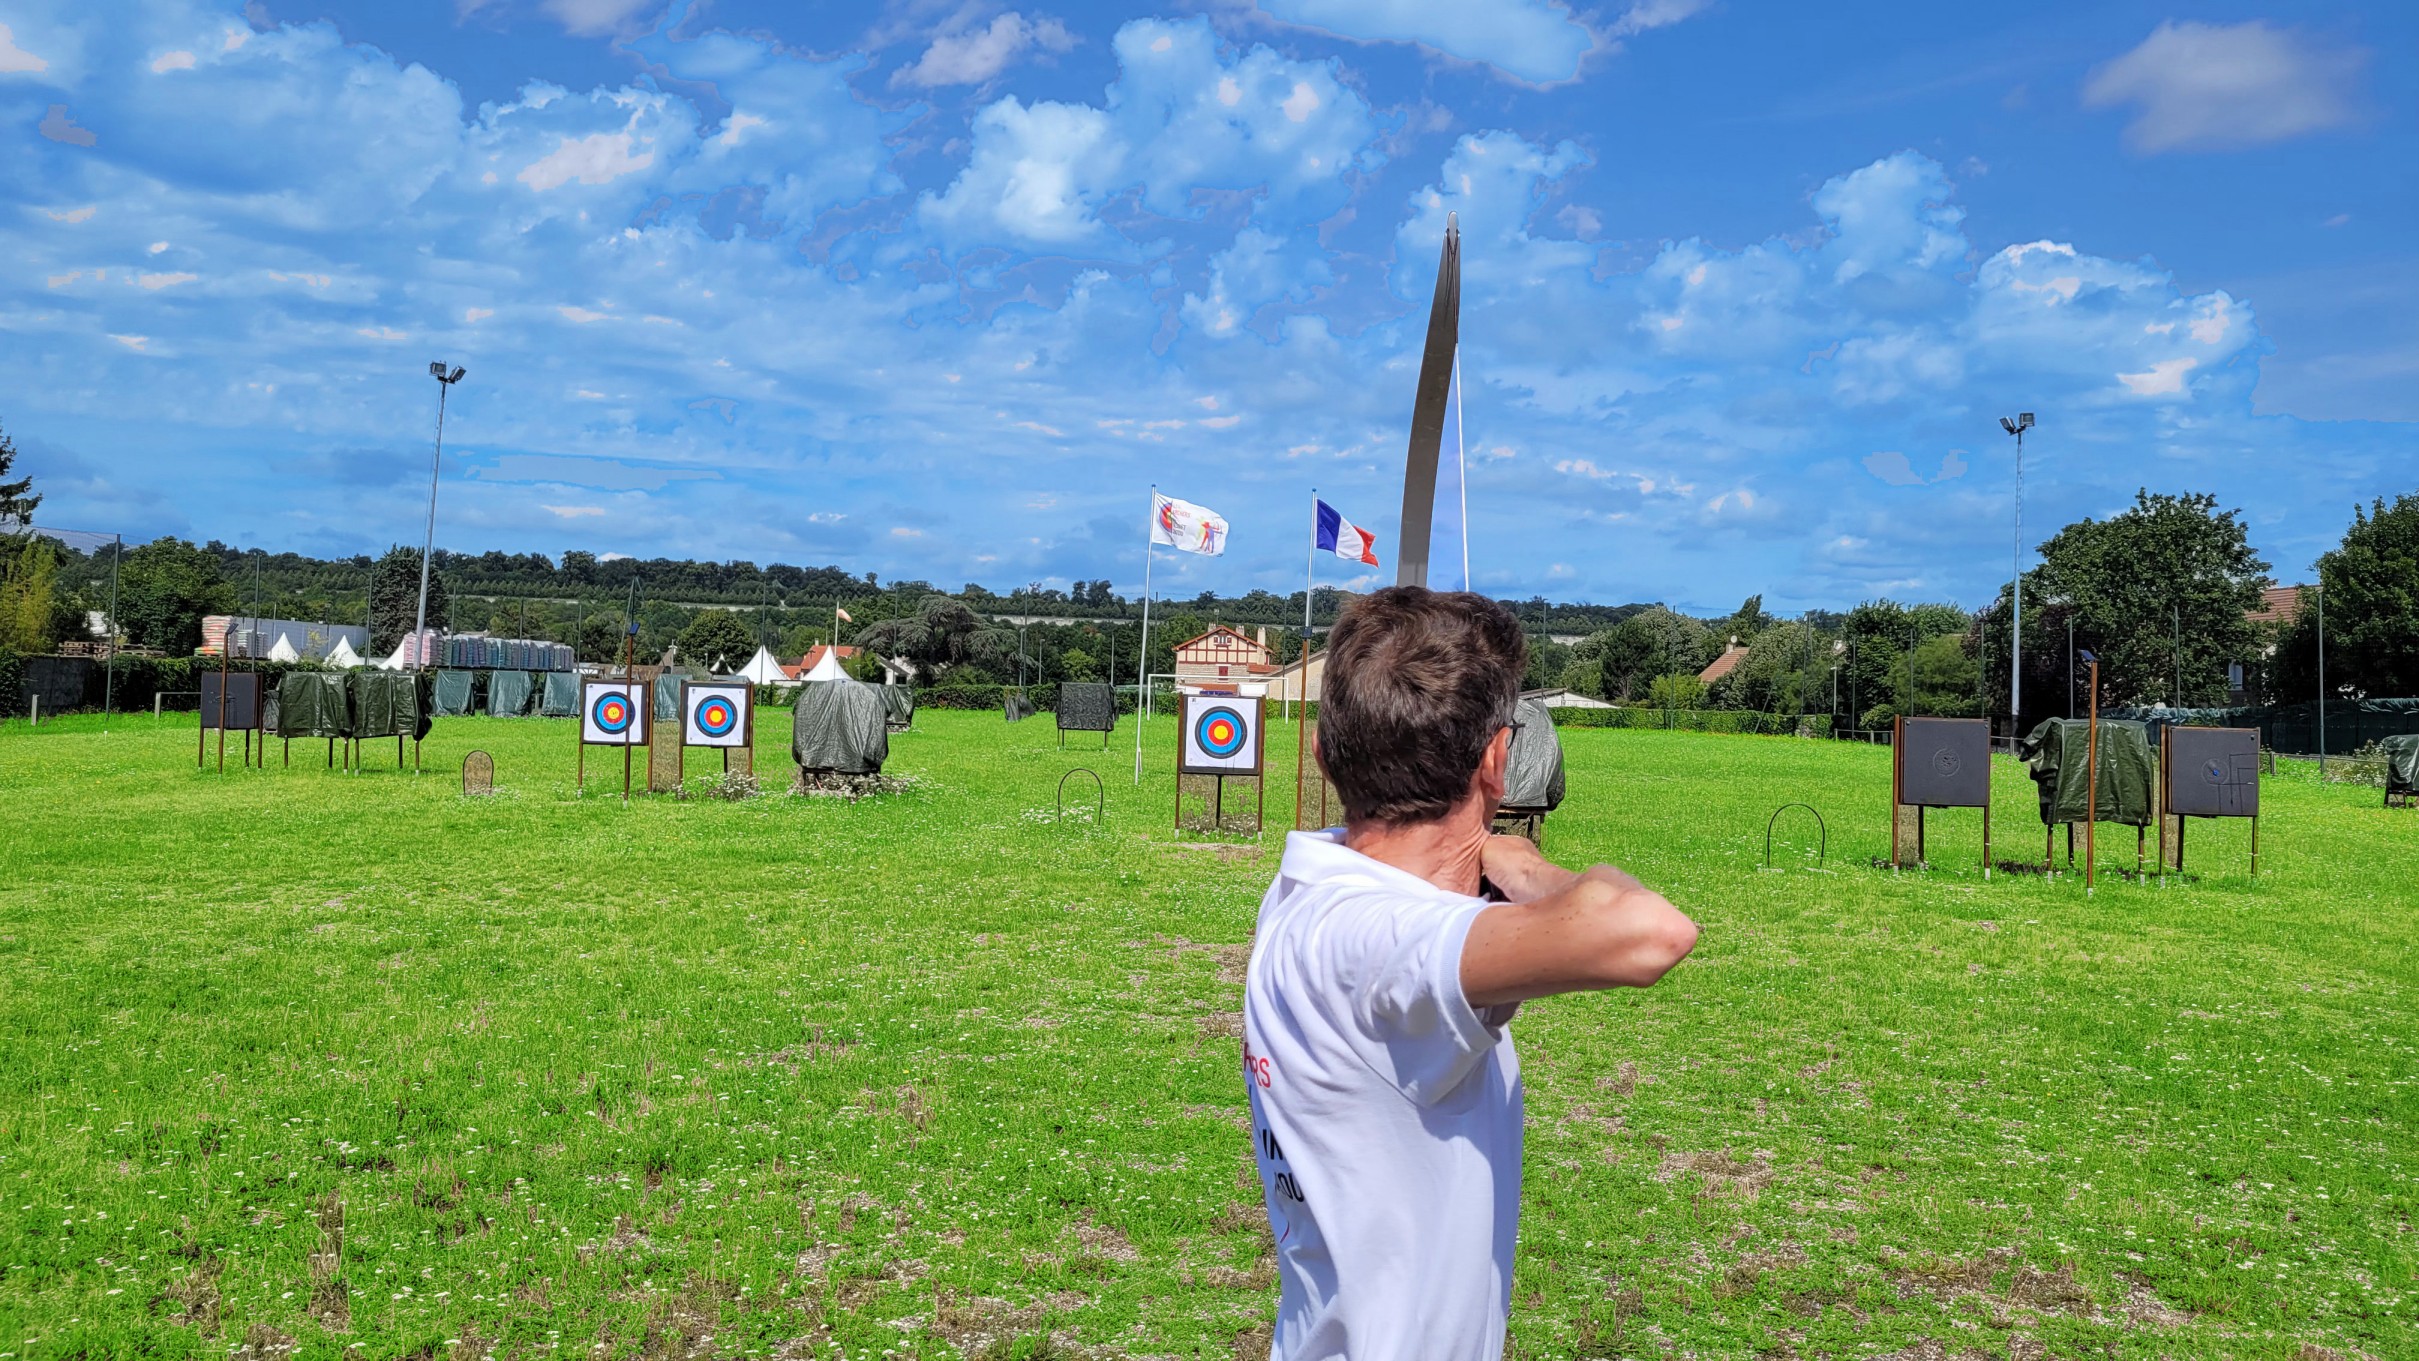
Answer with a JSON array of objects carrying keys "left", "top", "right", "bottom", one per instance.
[
  {"left": 1258, "top": 0, "right": 1596, "bottom": 85},
  {"left": 0, "top": 22, "right": 51, "bottom": 74},
  {"left": 893, "top": 11, "right": 1075, "bottom": 88},
  {"left": 540, "top": 0, "right": 655, "bottom": 38},
  {"left": 518, "top": 128, "right": 655, "bottom": 190},
  {"left": 923, "top": 17, "right": 1375, "bottom": 246},
  {"left": 2084, "top": 21, "right": 2366, "bottom": 154},
  {"left": 38, "top": 103, "right": 95, "bottom": 145}
]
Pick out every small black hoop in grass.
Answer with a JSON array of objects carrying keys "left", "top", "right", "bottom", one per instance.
[
  {"left": 1057, "top": 767, "right": 1105, "bottom": 826},
  {"left": 1764, "top": 802, "right": 1826, "bottom": 870}
]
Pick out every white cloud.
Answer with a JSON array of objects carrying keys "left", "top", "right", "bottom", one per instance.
[
  {"left": 0, "top": 22, "right": 49, "bottom": 74},
  {"left": 2084, "top": 21, "right": 2366, "bottom": 154},
  {"left": 465, "top": 307, "right": 494, "bottom": 323},
  {"left": 38, "top": 104, "right": 94, "bottom": 146},
  {"left": 107, "top": 334, "right": 148, "bottom": 351},
  {"left": 150, "top": 50, "right": 196, "bottom": 74},
  {"left": 45, "top": 205, "right": 95, "bottom": 223},
  {"left": 1605, "top": 0, "right": 1711, "bottom": 41},
  {"left": 923, "top": 17, "right": 1375, "bottom": 246},
  {"left": 558, "top": 305, "right": 610, "bottom": 323},
  {"left": 2118, "top": 357, "right": 2197, "bottom": 397},
  {"left": 138, "top": 272, "right": 197, "bottom": 290},
  {"left": 893, "top": 12, "right": 1074, "bottom": 88},
  {"left": 518, "top": 129, "right": 655, "bottom": 191},
  {"left": 1258, "top": 0, "right": 1597, "bottom": 85},
  {"left": 540, "top": 0, "right": 654, "bottom": 38},
  {"left": 354, "top": 325, "right": 406, "bottom": 340},
  {"left": 542, "top": 504, "right": 606, "bottom": 518},
  {"left": 891, "top": 526, "right": 925, "bottom": 538}
]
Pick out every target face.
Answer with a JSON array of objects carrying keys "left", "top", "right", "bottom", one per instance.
[
  {"left": 1179, "top": 693, "right": 1263, "bottom": 775},
  {"left": 580, "top": 680, "right": 649, "bottom": 746},
  {"left": 2164, "top": 726, "right": 2258, "bottom": 818},
  {"left": 682, "top": 682, "right": 752, "bottom": 748},
  {"left": 1895, "top": 717, "right": 1989, "bottom": 808}
]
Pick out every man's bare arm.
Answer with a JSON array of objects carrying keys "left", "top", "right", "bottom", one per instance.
[{"left": 1460, "top": 835, "right": 1697, "bottom": 1007}]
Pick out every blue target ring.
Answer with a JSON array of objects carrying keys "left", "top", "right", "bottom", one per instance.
[
  {"left": 1194, "top": 705, "right": 1247, "bottom": 759},
  {"left": 695, "top": 695, "right": 739, "bottom": 738},
  {"left": 592, "top": 691, "right": 635, "bottom": 735}
]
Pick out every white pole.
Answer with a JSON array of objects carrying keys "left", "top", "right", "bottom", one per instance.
[
  {"left": 1136, "top": 487, "right": 1156, "bottom": 785},
  {"left": 1453, "top": 349, "right": 1470, "bottom": 592},
  {"left": 2009, "top": 426, "right": 2023, "bottom": 730},
  {"left": 1301, "top": 487, "right": 1316, "bottom": 722},
  {"left": 414, "top": 376, "right": 451, "bottom": 672}
]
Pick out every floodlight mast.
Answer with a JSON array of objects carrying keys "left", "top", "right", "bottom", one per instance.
[
  {"left": 1999, "top": 412, "right": 2034, "bottom": 736},
  {"left": 415, "top": 362, "right": 467, "bottom": 672}
]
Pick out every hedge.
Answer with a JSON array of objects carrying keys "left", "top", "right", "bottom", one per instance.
[{"left": 1546, "top": 706, "right": 1832, "bottom": 737}]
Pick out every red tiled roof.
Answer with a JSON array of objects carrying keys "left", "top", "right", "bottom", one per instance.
[
  {"left": 2247, "top": 585, "right": 2306, "bottom": 626},
  {"left": 779, "top": 645, "right": 861, "bottom": 678},
  {"left": 1697, "top": 644, "right": 1747, "bottom": 686}
]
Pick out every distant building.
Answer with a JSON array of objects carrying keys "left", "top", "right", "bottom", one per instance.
[
  {"left": 1696, "top": 637, "right": 1748, "bottom": 688},
  {"left": 1174, "top": 625, "right": 1275, "bottom": 688}
]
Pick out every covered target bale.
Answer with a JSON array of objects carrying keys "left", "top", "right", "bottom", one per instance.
[
  {"left": 352, "top": 671, "right": 433, "bottom": 741},
  {"left": 275, "top": 671, "right": 354, "bottom": 738},
  {"left": 792, "top": 679, "right": 889, "bottom": 775},
  {"left": 2019, "top": 718, "right": 2157, "bottom": 827},
  {"left": 486, "top": 669, "right": 536, "bottom": 717},
  {"left": 877, "top": 683, "right": 915, "bottom": 732},
  {"left": 1056, "top": 682, "right": 1115, "bottom": 737},
  {"left": 2384, "top": 733, "right": 2419, "bottom": 808},
  {"left": 1502, "top": 698, "right": 1566, "bottom": 812},
  {"left": 539, "top": 670, "right": 580, "bottom": 717},
  {"left": 432, "top": 668, "right": 476, "bottom": 717}
]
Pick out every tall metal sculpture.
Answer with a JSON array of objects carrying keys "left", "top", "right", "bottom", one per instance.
[{"left": 1395, "top": 214, "right": 1460, "bottom": 590}]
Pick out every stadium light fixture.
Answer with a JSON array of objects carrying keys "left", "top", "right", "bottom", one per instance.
[
  {"left": 414, "top": 361, "right": 468, "bottom": 674},
  {"left": 1999, "top": 412, "right": 2035, "bottom": 734}
]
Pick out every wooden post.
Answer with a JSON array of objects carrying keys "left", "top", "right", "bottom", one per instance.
[{"left": 2086, "top": 659, "right": 2099, "bottom": 896}]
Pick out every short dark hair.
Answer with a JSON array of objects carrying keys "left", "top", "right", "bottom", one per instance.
[{"left": 1319, "top": 586, "right": 1527, "bottom": 826}]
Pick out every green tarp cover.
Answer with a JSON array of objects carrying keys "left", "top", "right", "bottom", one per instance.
[
  {"left": 878, "top": 684, "right": 915, "bottom": 728},
  {"left": 1503, "top": 697, "right": 1566, "bottom": 811},
  {"left": 486, "top": 669, "right": 536, "bottom": 717},
  {"left": 275, "top": 672, "right": 353, "bottom": 739},
  {"left": 792, "top": 679, "right": 889, "bottom": 774},
  {"left": 654, "top": 671, "right": 696, "bottom": 722},
  {"left": 352, "top": 672, "right": 433, "bottom": 740},
  {"left": 2019, "top": 718, "right": 2157, "bottom": 827},
  {"left": 540, "top": 670, "right": 581, "bottom": 717},
  {"left": 433, "top": 669, "right": 476, "bottom": 717},
  {"left": 2384, "top": 734, "right": 2419, "bottom": 793}
]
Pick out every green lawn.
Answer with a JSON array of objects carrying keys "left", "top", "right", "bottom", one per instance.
[{"left": 0, "top": 708, "right": 2410, "bottom": 1360}]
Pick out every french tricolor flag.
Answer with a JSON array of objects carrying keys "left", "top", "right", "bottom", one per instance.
[{"left": 1315, "top": 499, "right": 1379, "bottom": 567}]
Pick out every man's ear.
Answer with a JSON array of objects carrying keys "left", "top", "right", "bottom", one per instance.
[{"left": 1476, "top": 726, "right": 1512, "bottom": 804}]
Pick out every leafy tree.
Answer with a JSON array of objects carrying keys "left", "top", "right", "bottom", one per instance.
[
  {"left": 1580, "top": 607, "right": 1713, "bottom": 701},
  {"left": 0, "top": 420, "right": 37, "bottom": 527},
  {"left": 367, "top": 545, "right": 448, "bottom": 655},
  {"left": 1521, "top": 635, "right": 1570, "bottom": 693},
  {"left": 1061, "top": 647, "right": 1100, "bottom": 681},
  {"left": 117, "top": 538, "right": 235, "bottom": 654},
  {"left": 1719, "top": 620, "right": 1830, "bottom": 714},
  {"left": 676, "top": 609, "right": 756, "bottom": 673},
  {"left": 1980, "top": 490, "right": 2269, "bottom": 712},
  {"left": 576, "top": 613, "right": 628, "bottom": 666},
  {"left": 0, "top": 535, "right": 61, "bottom": 651},
  {"left": 1714, "top": 594, "right": 1770, "bottom": 648},
  {"left": 852, "top": 596, "right": 1013, "bottom": 681},
  {"left": 1646, "top": 672, "right": 1705, "bottom": 713},
  {"left": 1558, "top": 658, "right": 1602, "bottom": 698},
  {"left": 2273, "top": 493, "right": 2419, "bottom": 700}
]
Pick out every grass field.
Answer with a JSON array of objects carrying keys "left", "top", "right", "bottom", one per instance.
[{"left": 0, "top": 707, "right": 2411, "bottom": 1360}]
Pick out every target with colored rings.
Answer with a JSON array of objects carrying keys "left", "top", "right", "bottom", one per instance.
[
  {"left": 1195, "top": 705, "right": 1247, "bottom": 758},
  {"left": 695, "top": 696, "right": 739, "bottom": 738},
  {"left": 592, "top": 692, "right": 635, "bottom": 734}
]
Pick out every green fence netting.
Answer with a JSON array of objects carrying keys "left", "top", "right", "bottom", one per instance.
[
  {"left": 540, "top": 670, "right": 580, "bottom": 717},
  {"left": 433, "top": 669, "right": 476, "bottom": 717},
  {"left": 486, "top": 670, "right": 536, "bottom": 718}
]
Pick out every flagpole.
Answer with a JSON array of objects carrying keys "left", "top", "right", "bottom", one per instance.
[
  {"left": 1453, "top": 348, "right": 1470, "bottom": 591},
  {"left": 1302, "top": 488, "right": 1316, "bottom": 725},
  {"left": 1136, "top": 485, "right": 1156, "bottom": 784}
]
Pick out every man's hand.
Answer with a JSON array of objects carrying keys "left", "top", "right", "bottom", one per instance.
[{"left": 1460, "top": 843, "right": 1697, "bottom": 1008}]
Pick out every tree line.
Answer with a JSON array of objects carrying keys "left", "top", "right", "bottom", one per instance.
[{"left": 7, "top": 419, "right": 2417, "bottom": 721}]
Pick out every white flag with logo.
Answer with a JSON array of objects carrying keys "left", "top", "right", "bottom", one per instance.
[{"left": 1150, "top": 493, "right": 1228, "bottom": 556}]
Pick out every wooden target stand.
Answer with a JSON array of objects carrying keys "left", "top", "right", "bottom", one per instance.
[
  {"left": 1889, "top": 717, "right": 1992, "bottom": 873},
  {"left": 671, "top": 679, "right": 755, "bottom": 786},
  {"left": 1176, "top": 690, "right": 1266, "bottom": 838},
  {"left": 2157, "top": 726, "right": 2260, "bottom": 879},
  {"left": 576, "top": 674, "right": 650, "bottom": 802}
]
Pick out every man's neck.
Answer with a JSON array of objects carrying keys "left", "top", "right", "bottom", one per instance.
[{"left": 1343, "top": 800, "right": 1491, "bottom": 898}]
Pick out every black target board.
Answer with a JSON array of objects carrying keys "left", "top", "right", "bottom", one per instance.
[
  {"left": 2164, "top": 726, "right": 2259, "bottom": 819},
  {"left": 1896, "top": 717, "right": 1989, "bottom": 808},
  {"left": 200, "top": 672, "right": 263, "bottom": 729},
  {"left": 1056, "top": 682, "right": 1116, "bottom": 733}
]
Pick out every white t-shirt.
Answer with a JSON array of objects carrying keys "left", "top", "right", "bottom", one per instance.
[{"left": 1243, "top": 829, "right": 1522, "bottom": 1360}]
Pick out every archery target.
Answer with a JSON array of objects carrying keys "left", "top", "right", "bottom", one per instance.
[
  {"left": 2164, "top": 726, "right": 2258, "bottom": 818},
  {"left": 580, "top": 680, "right": 649, "bottom": 746},
  {"left": 1180, "top": 692, "right": 1263, "bottom": 775},
  {"left": 682, "top": 682, "right": 752, "bottom": 749}
]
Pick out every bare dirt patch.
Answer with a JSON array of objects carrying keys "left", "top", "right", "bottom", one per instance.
[
  {"left": 1652, "top": 1148, "right": 1774, "bottom": 1201},
  {"left": 1161, "top": 937, "right": 1253, "bottom": 984},
  {"left": 1064, "top": 1210, "right": 1139, "bottom": 1263},
  {"left": 307, "top": 1192, "right": 349, "bottom": 1332}
]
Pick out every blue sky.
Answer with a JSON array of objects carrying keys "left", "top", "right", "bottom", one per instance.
[{"left": 3, "top": 0, "right": 2412, "bottom": 613}]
